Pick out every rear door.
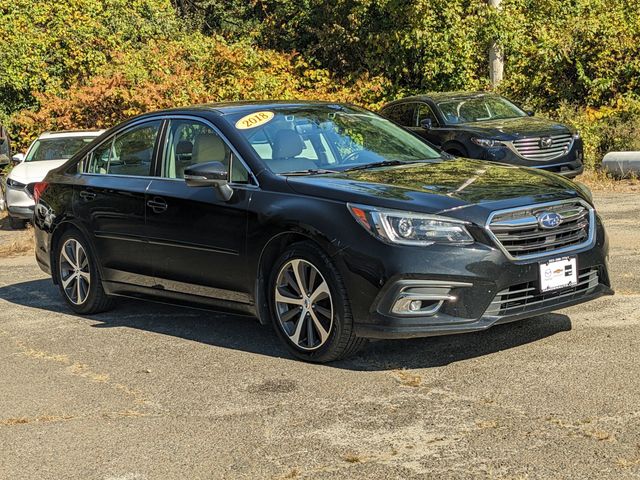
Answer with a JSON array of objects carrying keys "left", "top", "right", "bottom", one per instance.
[
  {"left": 144, "top": 116, "right": 253, "bottom": 301},
  {"left": 75, "top": 119, "right": 162, "bottom": 287}
]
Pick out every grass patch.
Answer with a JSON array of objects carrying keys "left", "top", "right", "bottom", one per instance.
[
  {"left": 342, "top": 452, "right": 363, "bottom": 463},
  {"left": 0, "top": 210, "right": 35, "bottom": 257},
  {"left": 576, "top": 170, "right": 640, "bottom": 192}
]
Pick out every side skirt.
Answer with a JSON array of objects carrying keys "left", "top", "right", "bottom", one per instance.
[{"left": 102, "top": 281, "right": 258, "bottom": 318}]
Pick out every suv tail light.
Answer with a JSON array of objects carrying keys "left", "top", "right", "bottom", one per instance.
[{"left": 33, "top": 181, "right": 49, "bottom": 203}]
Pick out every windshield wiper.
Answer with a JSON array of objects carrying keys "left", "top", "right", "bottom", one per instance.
[
  {"left": 343, "top": 160, "right": 408, "bottom": 172},
  {"left": 282, "top": 168, "right": 340, "bottom": 176}
]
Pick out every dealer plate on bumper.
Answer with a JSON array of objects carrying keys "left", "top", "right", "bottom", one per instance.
[{"left": 539, "top": 256, "right": 577, "bottom": 292}]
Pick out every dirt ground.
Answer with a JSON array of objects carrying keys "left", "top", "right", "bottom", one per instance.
[{"left": 0, "top": 192, "right": 639, "bottom": 479}]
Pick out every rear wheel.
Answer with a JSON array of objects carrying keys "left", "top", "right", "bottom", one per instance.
[
  {"left": 56, "top": 230, "right": 114, "bottom": 314},
  {"left": 269, "top": 242, "right": 367, "bottom": 362}
]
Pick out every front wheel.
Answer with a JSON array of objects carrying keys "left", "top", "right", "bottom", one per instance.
[
  {"left": 269, "top": 242, "right": 367, "bottom": 362},
  {"left": 8, "top": 215, "right": 27, "bottom": 229},
  {"left": 56, "top": 230, "right": 114, "bottom": 314}
]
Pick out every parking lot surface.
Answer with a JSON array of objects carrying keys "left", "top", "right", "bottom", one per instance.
[{"left": 1, "top": 193, "right": 639, "bottom": 479}]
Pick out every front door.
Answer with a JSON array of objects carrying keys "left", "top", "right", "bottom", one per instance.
[
  {"left": 410, "top": 103, "right": 444, "bottom": 146},
  {"left": 144, "top": 117, "right": 252, "bottom": 303}
]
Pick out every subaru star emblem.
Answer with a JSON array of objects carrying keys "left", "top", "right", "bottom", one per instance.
[
  {"left": 537, "top": 211, "right": 562, "bottom": 229},
  {"left": 539, "top": 136, "right": 553, "bottom": 148}
]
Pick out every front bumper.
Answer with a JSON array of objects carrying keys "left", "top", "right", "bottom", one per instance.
[
  {"left": 342, "top": 213, "right": 611, "bottom": 340},
  {"left": 6, "top": 185, "right": 35, "bottom": 219}
]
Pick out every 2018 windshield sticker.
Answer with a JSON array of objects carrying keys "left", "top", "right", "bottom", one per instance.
[{"left": 235, "top": 111, "right": 274, "bottom": 130}]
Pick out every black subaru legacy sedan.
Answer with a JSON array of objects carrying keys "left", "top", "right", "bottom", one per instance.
[
  {"left": 380, "top": 93, "right": 584, "bottom": 177},
  {"left": 32, "top": 101, "right": 612, "bottom": 362}
]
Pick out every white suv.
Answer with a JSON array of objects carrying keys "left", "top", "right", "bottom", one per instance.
[{"left": 1, "top": 130, "right": 104, "bottom": 228}]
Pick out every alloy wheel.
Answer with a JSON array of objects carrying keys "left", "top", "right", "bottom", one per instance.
[
  {"left": 59, "top": 238, "right": 91, "bottom": 305},
  {"left": 274, "top": 259, "right": 334, "bottom": 351}
]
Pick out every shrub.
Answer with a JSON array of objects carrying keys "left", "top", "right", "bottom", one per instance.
[
  {"left": 553, "top": 98, "right": 640, "bottom": 169},
  {"left": 10, "top": 34, "right": 388, "bottom": 150}
]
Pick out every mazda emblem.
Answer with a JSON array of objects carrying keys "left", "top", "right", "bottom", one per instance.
[{"left": 539, "top": 137, "right": 553, "bottom": 148}]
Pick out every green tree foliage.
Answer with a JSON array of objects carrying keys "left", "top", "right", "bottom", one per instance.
[
  {"left": 495, "top": 0, "right": 640, "bottom": 110},
  {"left": 0, "top": 0, "right": 179, "bottom": 115},
  {"left": 3, "top": 0, "right": 640, "bottom": 167},
  {"left": 216, "top": 0, "right": 640, "bottom": 110},
  {"left": 2, "top": 0, "right": 386, "bottom": 149}
]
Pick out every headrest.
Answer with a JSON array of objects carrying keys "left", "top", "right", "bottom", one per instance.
[
  {"left": 176, "top": 140, "right": 193, "bottom": 155},
  {"left": 193, "top": 133, "right": 227, "bottom": 164},
  {"left": 272, "top": 129, "right": 305, "bottom": 160}
]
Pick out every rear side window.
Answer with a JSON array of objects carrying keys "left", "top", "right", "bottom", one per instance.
[
  {"left": 86, "top": 121, "right": 161, "bottom": 176},
  {"left": 380, "top": 103, "right": 416, "bottom": 127},
  {"left": 162, "top": 118, "right": 250, "bottom": 184}
]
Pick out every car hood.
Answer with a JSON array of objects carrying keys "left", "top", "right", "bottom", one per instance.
[
  {"left": 456, "top": 116, "right": 573, "bottom": 139},
  {"left": 285, "top": 159, "right": 584, "bottom": 224},
  {"left": 8, "top": 159, "right": 68, "bottom": 184}
]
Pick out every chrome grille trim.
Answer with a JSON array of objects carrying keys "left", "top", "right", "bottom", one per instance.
[
  {"left": 485, "top": 199, "right": 596, "bottom": 261},
  {"left": 484, "top": 268, "right": 599, "bottom": 317},
  {"left": 505, "top": 133, "right": 574, "bottom": 161}
]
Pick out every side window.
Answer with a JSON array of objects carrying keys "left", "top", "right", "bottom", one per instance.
[
  {"left": 87, "top": 141, "right": 112, "bottom": 174},
  {"left": 86, "top": 121, "right": 160, "bottom": 176},
  {"left": 163, "top": 119, "right": 250, "bottom": 184},
  {"left": 416, "top": 103, "right": 438, "bottom": 127},
  {"left": 381, "top": 103, "right": 416, "bottom": 127}
]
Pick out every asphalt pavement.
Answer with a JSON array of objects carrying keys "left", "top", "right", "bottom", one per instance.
[{"left": 1, "top": 192, "right": 639, "bottom": 479}]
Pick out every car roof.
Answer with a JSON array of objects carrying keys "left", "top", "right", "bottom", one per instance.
[
  {"left": 38, "top": 130, "right": 106, "bottom": 139},
  {"left": 133, "top": 100, "right": 356, "bottom": 118},
  {"left": 385, "top": 91, "right": 498, "bottom": 106}
]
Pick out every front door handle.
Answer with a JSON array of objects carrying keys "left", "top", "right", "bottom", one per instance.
[
  {"left": 147, "top": 197, "right": 168, "bottom": 213},
  {"left": 79, "top": 190, "right": 96, "bottom": 201}
]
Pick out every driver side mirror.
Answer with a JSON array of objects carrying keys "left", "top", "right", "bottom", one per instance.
[
  {"left": 11, "top": 153, "right": 25, "bottom": 165},
  {"left": 184, "top": 161, "right": 233, "bottom": 201},
  {"left": 419, "top": 118, "right": 433, "bottom": 130},
  {"left": 526, "top": 110, "right": 535, "bottom": 117}
]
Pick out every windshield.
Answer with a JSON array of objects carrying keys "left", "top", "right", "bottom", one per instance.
[
  {"left": 25, "top": 136, "right": 96, "bottom": 162},
  {"left": 436, "top": 96, "right": 526, "bottom": 125},
  {"left": 227, "top": 105, "right": 441, "bottom": 174}
]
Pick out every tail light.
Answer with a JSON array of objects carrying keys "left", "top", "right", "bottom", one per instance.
[{"left": 33, "top": 181, "right": 49, "bottom": 203}]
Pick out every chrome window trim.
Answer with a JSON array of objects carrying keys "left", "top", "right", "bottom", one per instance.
[
  {"left": 484, "top": 198, "right": 596, "bottom": 262},
  {"left": 78, "top": 114, "right": 259, "bottom": 188}
]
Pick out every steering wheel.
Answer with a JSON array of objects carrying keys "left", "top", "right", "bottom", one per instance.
[{"left": 341, "top": 150, "right": 366, "bottom": 164}]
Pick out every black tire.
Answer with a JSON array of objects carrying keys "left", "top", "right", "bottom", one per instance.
[
  {"left": 268, "top": 241, "right": 367, "bottom": 362},
  {"left": 445, "top": 148, "right": 468, "bottom": 158},
  {"left": 8, "top": 215, "right": 26, "bottom": 229},
  {"left": 55, "top": 229, "right": 114, "bottom": 314}
]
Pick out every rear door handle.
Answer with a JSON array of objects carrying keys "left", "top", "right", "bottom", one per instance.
[
  {"left": 147, "top": 197, "right": 168, "bottom": 213},
  {"left": 79, "top": 190, "right": 96, "bottom": 201}
]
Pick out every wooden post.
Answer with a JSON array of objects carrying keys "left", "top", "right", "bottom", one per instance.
[{"left": 488, "top": 0, "right": 503, "bottom": 87}]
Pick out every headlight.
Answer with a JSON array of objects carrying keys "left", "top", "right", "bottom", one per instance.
[
  {"left": 572, "top": 132, "right": 581, "bottom": 140},
  {"left": 471, "top": 137, "right": 505, "bottom": 148},
  {"left": 348, "top": 204, "right": 474, "bottom": 246},
  {"left": 6, "top": 177, "right": 26, "bottom": 189}
]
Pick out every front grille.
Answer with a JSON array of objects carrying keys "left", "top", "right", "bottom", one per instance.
[
  {"left": 488, "top": 200, "right": 593, "bottom": 260},
  {"left": 510, "top": 133, "right": 573, "bottom": 161},
  {"left": 484, "top": 267, "right": 599, "bottom": 317}
]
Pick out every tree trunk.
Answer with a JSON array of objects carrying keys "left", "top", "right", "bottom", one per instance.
[{"left": 488, "top": 0, "right": 503, "bottom": 87}]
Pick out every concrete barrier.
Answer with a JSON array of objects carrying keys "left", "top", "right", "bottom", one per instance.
[{"left": 602, "top": 152, "right": 640, "bottom": 176}]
